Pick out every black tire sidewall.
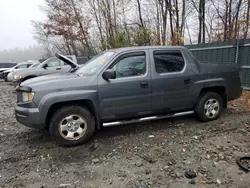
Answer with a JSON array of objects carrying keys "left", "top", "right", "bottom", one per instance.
[
  {"left": 195, "top": 92, "right": 223, "bottom": 122},
  {"left": 49, "top": 106, "right": 95, "bottom": 147}
]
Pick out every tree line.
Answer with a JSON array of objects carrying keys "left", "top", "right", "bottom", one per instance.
[
  {"left": 32, "top": 0, "right": 250, "bottom": 56},
  {"left": 0, "top": 46, "right": 45, "bottom": 63}
]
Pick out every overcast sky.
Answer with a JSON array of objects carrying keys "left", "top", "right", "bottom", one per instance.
[{"left": 0, "top": 0, "right": 45, "bottom": 51}]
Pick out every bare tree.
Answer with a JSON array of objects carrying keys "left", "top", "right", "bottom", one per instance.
[
  {"left": 32, "top": 0, "right": 250, "bottom": 53},
  {"left": 158, "top": 0, "right": 168, "bottom": 45},
  {"left": 244, "top": 0, "right": 250, "bottom": 38},
  {"left": 197, "top": 0, "right": 205, "bottom": 43}
]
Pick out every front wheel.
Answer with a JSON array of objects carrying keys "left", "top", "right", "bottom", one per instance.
[
  {"left": 195, "top": 92, "right": 223, "bottom": 122},
  {"left": 49, "top": 106, "right": 95, "bottom": 147}
]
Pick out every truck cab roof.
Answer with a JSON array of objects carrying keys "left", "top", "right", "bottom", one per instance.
[{"left": 107, "top": 46, "right": 186, "bottom": 53}]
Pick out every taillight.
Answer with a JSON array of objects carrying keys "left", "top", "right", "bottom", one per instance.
[{"left": 239, "top": 71, "right": 242, "bottom": 83}]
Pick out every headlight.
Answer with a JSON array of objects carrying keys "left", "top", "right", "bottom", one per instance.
[
  {"left": 22, "top": 92, "right": 35, "bottom": 102},
  {"left": 14, "top": 75, "right": 22, "bottom": 80}
]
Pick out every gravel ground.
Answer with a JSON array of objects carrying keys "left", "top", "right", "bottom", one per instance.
[{"left": 0, "top": 80, "right": 250, "bottom": 188}]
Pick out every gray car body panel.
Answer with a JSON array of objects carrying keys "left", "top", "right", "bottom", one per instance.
[{"left": 15, "top": 46, "right": 242, "bottom": 129}]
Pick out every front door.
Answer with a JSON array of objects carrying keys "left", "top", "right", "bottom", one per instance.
[
  {"left": 98, "top": 51, "right": 151, "bottom": 121},
  {"left": 150, "top": 49, "right": 193, "bottom": 113}
]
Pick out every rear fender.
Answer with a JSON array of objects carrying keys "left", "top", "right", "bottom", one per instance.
[{"left": 193, "top": 78, "right": 226, "bottom": 99}]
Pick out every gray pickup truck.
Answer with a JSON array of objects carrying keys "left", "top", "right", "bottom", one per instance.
[{"left": 15, "top": 46, "right": 242, "bottom": 147}]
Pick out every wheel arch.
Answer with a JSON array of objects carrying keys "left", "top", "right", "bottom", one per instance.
[
  {"left": 45, "top": 99, "right": 101, "bottom": 130},
  {"left": 199, "top": 86, "right": 227, "bottom": 108},
  {"left": 23, "top": 75, "right": 37, "bottom": 81}
]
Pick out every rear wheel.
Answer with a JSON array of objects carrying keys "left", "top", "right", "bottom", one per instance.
[
  {"left": 195, "top": 92, "right": 223, "bottom": 122},
  {"left": 49, "top": 106, "right": 95, "bottom": 147}
]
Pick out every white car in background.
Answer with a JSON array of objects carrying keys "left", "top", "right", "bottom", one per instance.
[
  {"left": 3, "top": 62, "right": 34, "bottom": 82},
  {"left": 0, "top": 68, "right": 11, "bottom": 72},
  {"left": 7, "top": 62, "right": 40, "bottom": 82}
]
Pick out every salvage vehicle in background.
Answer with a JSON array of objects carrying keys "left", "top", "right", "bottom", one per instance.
[
  {"left": 7, "top": 62, "right": 40, "bottom": 82},
  {"left": 15, "top": 46, "right": 242, "bottom": 147},
  {"left": 2, "top": 62, "right": 34, "bottom": 81},
  {"left": 12, "top": 55, "right": 92, "bottom": 86},
  {"left": 0, "top": 63, "right": 17, "bottom": 79},
  {"left": 0, "top": 68, "right": 11, "bottom": 74}
]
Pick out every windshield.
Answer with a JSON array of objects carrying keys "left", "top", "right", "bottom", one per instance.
[
  {"left": 12, "top": 64, "right": 22, "bottom": 69},
  {"left": 15, "top": 64, "right": 29, "bottom": 69},
  {"left": 75, "top": 52, "right": 115, "bottom": 76},
  {"left": 30, "top": 63, "right": 39, "bottom": 68}
]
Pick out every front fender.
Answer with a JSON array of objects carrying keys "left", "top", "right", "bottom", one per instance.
[
  {"left": 38, "top": 90, "right": 99, "bottom": 124},
  {"left": 20, "top": 70, "right": 41, "bottom": 78}
]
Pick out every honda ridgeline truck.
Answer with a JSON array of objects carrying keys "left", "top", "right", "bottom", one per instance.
[{"left": 15, "top": 46, "right": 242, "bottom": 147}]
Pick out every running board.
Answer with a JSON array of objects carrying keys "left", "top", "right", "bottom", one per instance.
[{"left": 103, "top": 111, "right": 194, "bottom": 127}]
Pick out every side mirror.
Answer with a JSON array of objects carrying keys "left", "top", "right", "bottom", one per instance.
[
  {"left": 43, "top": 64, "right": 48, "bottom": 69},
  {"left": 102, "top": 69, "right": 116, "bottom": 80}
]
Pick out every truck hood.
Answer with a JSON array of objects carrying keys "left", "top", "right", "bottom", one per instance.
[
  {"left": 22, "top": 73, "right": 78, "bottom": 86},
  {"left": 21, "top": 73, "right": 95, "bottom": 92},
  {"left": 55, "top": 53, "right": 79, "bottom": 69}
]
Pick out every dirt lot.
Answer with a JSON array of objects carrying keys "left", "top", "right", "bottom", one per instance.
[{"left": 0, "top": 80, "right": 250, "bottom": 188}]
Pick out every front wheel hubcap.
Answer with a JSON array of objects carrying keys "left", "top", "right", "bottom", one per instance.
[
  {"left": 59, "top": 115, "right": 87, "bottom": 140},
  {"left": 204, "top": 98, "right": 220, "bottom": 119}
]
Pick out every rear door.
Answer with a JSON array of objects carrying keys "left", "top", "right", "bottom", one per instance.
[
  {"left": 98, "top": 50, "right": 151, "bottom": 121},
  {"left": 42, "top": 57, "right": 63, "bottom": 75},
  {"left": 150, "top": 49, "right": 193, "bottom": 113}
]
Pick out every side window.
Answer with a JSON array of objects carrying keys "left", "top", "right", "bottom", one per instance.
[
  {"left": 154, "top": 51, "right": 185, "bottom": 74},
  {"left": 46, "top": 58, "right": 61, "bottom": 67},
  {"left": 27, "top": 64, "right": 33, "bottom": 68},
  {"left": 16, "top": 64, "right": 28, "bottom": 69},
  {"left": 112, "top": 53, "right": 146, "bottom": 78}
]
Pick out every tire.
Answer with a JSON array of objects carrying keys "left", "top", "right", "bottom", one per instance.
[
  {"left": 194, "top": 92, "right": 223, "bottom": 122},
  {"left": 49, "top": 106, "right": 95, "bottom": 147}
]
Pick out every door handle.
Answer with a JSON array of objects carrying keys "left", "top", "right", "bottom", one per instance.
[
  {"left": 184, "top": 78, "right": 190, "bottom": 84},
  {"left": 56, "top": 68, "right": 62, "bottom": 70},
  {"left": 140, "top": 81, "right": 148, "bottom": 88}
]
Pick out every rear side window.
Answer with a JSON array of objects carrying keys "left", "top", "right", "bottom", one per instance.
[
  {"left": 16, "top": 64, "right": 29, "bottom": 69},
  {"left": 154, "top": 51, "right": 185, "bottom": 74}
]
